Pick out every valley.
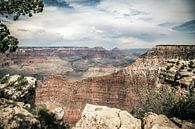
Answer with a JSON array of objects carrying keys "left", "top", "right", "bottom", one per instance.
[
  {"left": 35, "top": 45, "right": 195, "bottom": 124},
  {"left": 0, "top": 47, "right": 147, "bottom": 80}
]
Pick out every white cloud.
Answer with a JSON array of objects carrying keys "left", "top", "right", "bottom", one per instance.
[{"left": 5, "top": 0, "right": 195, "bottom": 49}]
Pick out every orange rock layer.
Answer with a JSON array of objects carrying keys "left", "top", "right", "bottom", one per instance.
[{"left": 35, "top": 45, "right": 195, "bottom": 124}]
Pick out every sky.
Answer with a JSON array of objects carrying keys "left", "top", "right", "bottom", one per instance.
[{"left": 4, "top": 0, "right": 195, "bottom": 49}]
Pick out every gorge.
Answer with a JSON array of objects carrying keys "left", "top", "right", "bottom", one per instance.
[{"left": 35, "top": 45, "right": 195, "bottom": 124}]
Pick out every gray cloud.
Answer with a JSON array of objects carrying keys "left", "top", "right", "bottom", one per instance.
[{"left": 5, "top": 0, "right": 195, "bottom": 49}]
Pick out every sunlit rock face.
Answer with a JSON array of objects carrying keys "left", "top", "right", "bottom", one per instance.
[
  {"left": 157, "top": 59, "right": 195, "bottom": 97},
  {"left": 143, "top": 112, "right": 180, "bottom": 129},
  {"left": 35, "top": 45, "right": 195, "bottom": 124},
  {"left": 72, "top": 104, "right": 195, "bottom": 129},
  {"left": 0, "top": 98, "right": 41, "bottom": 129},
  {"left": 72, "top": 104, "right": 141, "bottom": 129}
]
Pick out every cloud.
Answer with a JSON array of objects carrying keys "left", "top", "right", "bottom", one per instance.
[
  {"left": 5, "top": 0, "right": 195, "bottom": 49},
  {"left": 66, "top": 0, "right": 101, "bottom": 6},
  {"left": 44, "top": 0, "right": 72, "bottom": 8}
]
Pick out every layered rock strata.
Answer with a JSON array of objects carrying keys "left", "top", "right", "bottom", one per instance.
[
  {"left": 36, "top": 45, "right": 195, "bottom": 124},
  {"left": 0, "top": 47, "right": 142, "bottom": 80}
]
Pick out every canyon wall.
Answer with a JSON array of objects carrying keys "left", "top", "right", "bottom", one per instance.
[
  {"left": 0, "top": 47, "right": 142, "bottom": 80},
  {"left": 35, "top": 45, "right": 195, "bottom": 124}
]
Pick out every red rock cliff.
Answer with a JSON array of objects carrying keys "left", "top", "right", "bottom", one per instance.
[{"left": 35, "top": 45, "right": 195, "bottom": 124}]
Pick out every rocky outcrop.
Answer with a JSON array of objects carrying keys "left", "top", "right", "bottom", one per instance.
[
  {"left": 36, "top": 45, "right": 195, "bottom": 124},
  {"left": 0, "top": 74, "right": 37, "bottom": 105},
  {"left": 158, "top": 59, "right": 195, "bottom": 96},
  {"left": 73, "top": 104, "right": 141, "bottom": 129},
  {"left": 144, "top": 112, "right": 180, "bottom": 129},
  {"left": 171, "top": 117, "right": 195, "bottom": 129},
  {"left": 0, "top": 75, "right": 41, "bottom": 129},
  {"left": 52, "top": 107, "right": 65, "bottom": 120},
  {"left": 0, "top": 98, "right": 40, "bottom": 129},
  {"left": 73, "top": 104, "right": 195, "bottom": 129},
  {"left": 0, "top": 74, "right": 69, "bottom": 129}
]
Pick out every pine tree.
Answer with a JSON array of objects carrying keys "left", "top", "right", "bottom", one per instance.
[{"left": 0, "top": 0, "right": 44, "bottom": 53}]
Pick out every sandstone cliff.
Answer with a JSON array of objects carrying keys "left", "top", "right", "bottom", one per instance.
[{"left": 35, "top": 45, "right": 195, "bottom": 124}]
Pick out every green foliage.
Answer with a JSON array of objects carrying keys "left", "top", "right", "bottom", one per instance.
[
  {"left": 132, "top": 86, "right": 195, "bottom": 120},
  {"left": 0, "top": 0, "right": 44, "bottom": 20},
  {"left": 171, "top": 96, "right": 195, "bottom": 120},
  {"left": 131, "top": 87, "right": 179, "bottom": 119},
  {"left": 145, "top": 87, "right": 178, "bottom": 116},
  {"left": 28, "top": 103, "right": 47, "bottom": 115},
  {"left": 0, "top": 21, "right": 19, "bottom": 53},
  {"left": 0, "top": 0, "right": 43, "bottom": 53},
  {"left": 189, "top": 61, "right": 194, "bottom": 69},
  {"left": 38, "top": 109, "right": 70, "bottom": 129},
  {"left": 28, "top": 104, "right": 70, "bottom": 129},
  {"left": 15, "top": 76, "right": 28, "bottom": 91},
  {"left": 0, "top": 75, "right": 10, "bottom": 84}
]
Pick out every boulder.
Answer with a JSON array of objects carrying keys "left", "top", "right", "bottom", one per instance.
[
  {"left": 73, "top": 104, "right": 141, "bottom": 129},
  {"left": 52, "top": 107, "right": 65, "bottom": 120},
  {"left": 171, "top": 117, "right": 195, "bottom": 129},
  {"left": 0, "top": 98, "right": 41, "bottom": 129},
  {"left": 143, "top": 112, "right": 180, "bottom": 129}
]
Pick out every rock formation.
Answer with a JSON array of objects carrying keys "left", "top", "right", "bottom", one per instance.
[
  {"left": 0, "top": 98, "right": 41, "bottom": 129},
  {"left": 158, "top": 59, "right": 195, "bottom": 96},
  {"left": 0, "top": 74, "right": 37, "bottom": 105},
  {"left": 73, "top": 104, "right": 141, "bottom": 129},
  {"left": 73, "top": 104, "right": 195, "bottom": 129},
  {"left": 0, "top": 75, "right": 40, "bottom": 129},
  {"left": 143, "top": 112, "right": 180, "bottom": 129},
  {"left": 0, "top": 47, "right": 143, "bottom": 80},
  {"left": 0, "top": 74, "right": 69, "bottom": 129},
  {"left": 35, "top": 45, "right": 195, "bottom": 124}
]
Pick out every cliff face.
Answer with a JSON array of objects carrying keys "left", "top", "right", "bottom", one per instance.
[
  {"left": 35, "top": 45, "right": 195, "bottom": 124},
  {"left": 0, "top": 47, "right": 142, "bottom": 80}
]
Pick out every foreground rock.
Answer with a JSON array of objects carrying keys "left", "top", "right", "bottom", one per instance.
[
  {"left": 0, "top": 74, "right": 36, "bottom": 105},
  {"left": 0, "top": 98, "right": 40, "bottom": 129},
  {"left": 144, "top": 112, "right": 180, "bottom": 129},
  {"left": 73, "top": 104, "right": 141, "bottom": 129},
  {"left": 0, "top": 74, "right": 69, "bottom": 129}
]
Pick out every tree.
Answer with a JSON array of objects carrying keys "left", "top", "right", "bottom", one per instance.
[{"left": 0, "top": 0, "right": 44, "bottom": 53}]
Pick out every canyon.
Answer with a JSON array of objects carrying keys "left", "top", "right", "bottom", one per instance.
[
  {"left": 0, "top": 47, "right": 146, "bottom": 80},
  {"left": 35, "top": 45, "right": 195, "bottom": 124}
]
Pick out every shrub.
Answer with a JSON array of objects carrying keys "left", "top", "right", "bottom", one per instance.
[
  {"left": 171, "top": 95, "right": 195, "bottom": 120},
  {"left": 15, "top": 76, "right": 28, "bottom": 91},
  {"left": 189, "top": 61, "right": 194, "bottom": 69},
  {"left": 0, "top": 75, "right": 10, "bottom": 84},
  {"left": 28, "top": 104, "right": 70, "bottom": 129},
  {"left": 38, "top": 109, "right": 69, "bottom": 129},
  {"left": 131, "top": 86, "right": 179, "bottom": 118},
  {"left": 132, "top": 86, "right": 195, "bottom": 120}
]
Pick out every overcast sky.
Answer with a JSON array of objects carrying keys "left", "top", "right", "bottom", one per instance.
[{"left": 4, "top": 0, "right": 195, "bottom": 49}]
